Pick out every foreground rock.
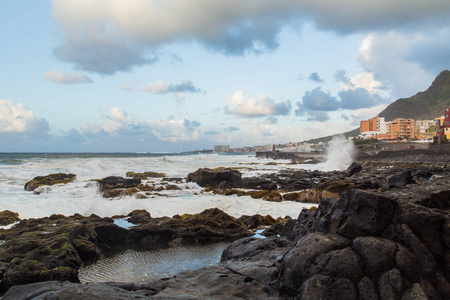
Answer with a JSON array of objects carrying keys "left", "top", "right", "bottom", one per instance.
[
  {"left": 0, "top": 208, "right": 261, "bottom": 293},
  {"left": 24, "top": 173, "right": 76, "bottom": 192},
  {"left": 4, "top": 185, "right": 449, "bottom": 299}
]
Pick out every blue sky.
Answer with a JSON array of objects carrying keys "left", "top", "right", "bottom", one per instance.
[{"left": 1, "top": 0, "right": 449, "bottom": 152}]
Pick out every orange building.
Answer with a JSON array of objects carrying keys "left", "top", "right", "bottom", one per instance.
[
  {"left": 385, "top": 118, "right": 416, "bottom": 140},
  {"left": 360, "top": 117, "right": 378, "bottom": 132}
]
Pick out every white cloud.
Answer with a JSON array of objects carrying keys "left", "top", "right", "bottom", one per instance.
[
  {"left": 224, "top": 90, "right": 291, "bottom": 117},
  {"left": 44, "top": 70, "right": 92, "bottom": 84},
  {"left": 0, "top": 100, "right": 49, "bottom": 132},
  {"left": 141, "top": 81, "right": 169, "bottom": 94},
  {"left": 51, "top": 0, "right": 450, "bottom": 73},
  {"left": 357, "top": 32, "right": 437, "bottom": 98},
  {"left": 337, "top": 71, "right": 383, "bottom": 95},
  {"left": 350, "top": 104, "right": 388, "bottom": 126},
  {"left": 77, "top": 107, "right": 201, "bottom": 144},
  {"left": 141, "top": 79, "right": 204, "bottom": 102}
]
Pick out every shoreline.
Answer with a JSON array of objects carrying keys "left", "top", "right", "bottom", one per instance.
[{"left": 0, "top": 153, "right": 449, "bottom": 298}]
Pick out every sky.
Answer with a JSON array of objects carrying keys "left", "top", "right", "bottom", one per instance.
[{"left": 1, "top": 0, "right": 450, "bottom": 152}]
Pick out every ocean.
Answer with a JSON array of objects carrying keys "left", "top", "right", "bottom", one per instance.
[
  {"left": 0, "top": 143, "right": 355, "bottom": 284},
  {"left": 0, "top": 152, "right": 332, "bottom": 223}
]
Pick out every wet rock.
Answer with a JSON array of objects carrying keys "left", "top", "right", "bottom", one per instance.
[
  {"left": 353, "top": 237, "right": 397, "bottom": 279},
  {"left": 237, "top": 214, "right": 278, "bottom": 229},
  {"left": 24, "top": 173, "right": 76, "bottom": 192},
  {"left": 97, "top": 176, "right": 141, "bottom": 195},
  {"left": 278, "top": 232, "right": 352, "bottom": 295},
  {"left": 301, "top": 275, "right": 357, "bottom": 300},
  {"left": 262, "top": 191, "right": 282, "bottom": 202},
  {"left": 241, "top": 178, "right": 277, "bottom": 190},
  {"left": 125, "top": 171, "right": 165, "bottom": 179},
  {"left": 0, "top": 211, "right": 20, "bottom": 226},
  {"left": 289, "top": 208, "right": 318, "bottom": 241},
  {"left": 318, "top": 190, "right": 395, "bottom": 238},
  {"left": 128, "top": 208, "right": 253, "bottom": 245},
  {"left": 402, "top": 283, "right": 428, "bottom": 300},
  {"left": 386, "top": 169, "right": 415, "bottom": 190},
  {"left": 2, "top": 281, "right": 147, "bottom": 300},
  {"left": 378, "top": 268, "right": 403, "bottom": 300},
  {"left": 346, "top": 162, "right": 362, "bottom": 177},
  {"left": 358, "top": 277, "right": 378, "bottom": 300},
  {"left": 126, "top": 210, "right": 151, "bottom": 224},
  {"left": 186, "top": 168, "right": 242, "bottom": 187},
  {"left": 315, "top": 180, "right": 356, "bottom": 194},
  {"left": 216, "top": 181, "right": 233, "bottom": 195}
]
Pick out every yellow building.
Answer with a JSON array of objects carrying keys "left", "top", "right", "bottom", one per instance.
[{"left": 415, "top": 120, "right": 435, "bottom": 140}]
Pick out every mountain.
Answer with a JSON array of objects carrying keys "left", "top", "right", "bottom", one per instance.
[
  {"left": 302, "top": 70, "right": 450, "bottom": 144},
  {"left": 378, "top": 70, "right": 450, "bottom": 121}
]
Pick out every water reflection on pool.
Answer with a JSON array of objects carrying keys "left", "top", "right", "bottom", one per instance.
[{"left": 78, "top": 242, "right": 229, "bottom": 283}]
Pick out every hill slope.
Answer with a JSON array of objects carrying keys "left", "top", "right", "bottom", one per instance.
[
  {"left": 302, "top": 70, "right": 450, "bottom": 144},
  {"left": 379, "top": 70, "right": 450, "bottom": 121}
]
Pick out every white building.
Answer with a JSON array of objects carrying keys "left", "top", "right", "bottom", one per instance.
[{"left": 214, "top": 145, "right": 230, "bottom": 152}]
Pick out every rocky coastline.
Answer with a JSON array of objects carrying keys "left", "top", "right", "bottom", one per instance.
[{"left": 0, "top": 149, "right": 449, "bottom": 299}]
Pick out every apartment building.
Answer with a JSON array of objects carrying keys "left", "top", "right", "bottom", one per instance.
[
  {"left": 435, "top": 108, "right": 450, "bottom": 139},
  {"left": 360, "top": 116, "right": 388, "bottom": 138},
  {"left": 415, "top": 120, "right": 435, "bottom": 139},
  {"left": 385, "top": 118, "right": 416, "bottom": 139}
]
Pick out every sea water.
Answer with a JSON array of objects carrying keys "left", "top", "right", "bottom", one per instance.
[
  {"left": 0, "top": 152, "right": 333, "bottom": 221},
  {"left": 0, "top": 149, "right": 354, "bottom": 284}
]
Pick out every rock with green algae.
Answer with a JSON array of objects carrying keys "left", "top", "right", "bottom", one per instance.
[
  {"left": 0, "top": 211, "right": 20, "bottom": 226},
  {"left": 24, "top": 173, "right": 76, "bottom": 192}
]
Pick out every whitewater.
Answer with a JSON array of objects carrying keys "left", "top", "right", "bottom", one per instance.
[{"left": 0, "top": 137, "right": 354, "bottom": 222}]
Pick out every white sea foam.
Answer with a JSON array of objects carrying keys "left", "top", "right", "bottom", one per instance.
[
  {"left": 323, "top": 134, "right": 356, "bottom": 171},
  {"left": 0, "top": 153, "right": 319, "bottom": 220}
]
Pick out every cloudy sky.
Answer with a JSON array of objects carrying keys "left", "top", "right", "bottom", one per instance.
[{"left": 1, "top": 0, "right": 449, "bottom": 152}]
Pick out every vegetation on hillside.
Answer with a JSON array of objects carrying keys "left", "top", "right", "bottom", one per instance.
[
  {"left": 302, "top": 127, "right": 360, "bottom": 144},
  {"left": 303, "top": 70, "right": 450, "bottom": 144},
  {"left": 379, "top": 70, "right": 450, "bottom": 121}
]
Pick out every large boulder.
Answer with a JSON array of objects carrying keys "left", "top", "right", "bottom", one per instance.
[
  {"left": 186, "top": 168, "right": 242, "bottom": 187},
  {"left": 24, "top": 173, "right": 76, "bottom": 192},
  {"left": 0, "top": 211, "right": 20, "bottom": 226},
  {"left": 97, "top": 176, "right": 141, "bottom": 198},
  {"left": 386, "top": 169, "right": 415, "bottom": 190},
  {"left": 317, "top": 189, "right": 395, "bottom": 238},
  {"left": 346, "top": 162, "right": 362, "bottom": 177}
]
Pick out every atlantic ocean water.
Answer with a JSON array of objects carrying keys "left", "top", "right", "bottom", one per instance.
[
  {"left": 0, "top": 137, "right": 355, "bottom": 284},
  {"left": 0, "top": 152, "right": 327, "bottom": 222}
]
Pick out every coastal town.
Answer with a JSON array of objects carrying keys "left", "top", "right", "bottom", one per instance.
[{"left": 214, "top": 106, "right": 450, "bottom": 153}]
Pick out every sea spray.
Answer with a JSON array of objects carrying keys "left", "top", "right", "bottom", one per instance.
[{"left": 324, "top": 134, "right": 355, "bottom": 171}]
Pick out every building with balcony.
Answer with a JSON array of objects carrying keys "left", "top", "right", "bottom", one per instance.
[
  {"left": 360, "top": 116, "right": 388, "bottom": 138},
  {"left": 415, "top": 120, "right": 435, "bottom": 139},
  {"left": 384, "top": 118, "right": 416, "bottom": 140}
]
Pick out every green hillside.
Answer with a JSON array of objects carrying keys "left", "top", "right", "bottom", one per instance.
[
  {"left": 303, "top": 127, "right": 360, "bottom": 144},
  {"left": 379, "top": 70, "right": 450, "bottom": 121},
  {"left": 302, "top": 70, "right": 450, "bottom": 144}
]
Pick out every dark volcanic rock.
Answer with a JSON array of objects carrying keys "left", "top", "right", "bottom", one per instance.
[
  {"left": 2, "top": 158, "right": 450, "bottom": 299},
  {"left": 241, "top": 178, "right": 278, "bottom": 190},
  {"left": 0, "top": 208, "right": 254, "bottom": 292},
  {"left": 386, "top": 169, "right": 415, "bottom": 189},
  {"left": 346, "top": 162, "right": 362, "bottom": 177},
  {"left": 24, "top": 173, "right": 76, "bottom": 192},
  {"left": 186, "top": 168, "right": 242, "bottom": 187},
  {"left": 0, "top": 211, "right": 20, "bottom": 226},
  {"left": 317, "top": 190, "right": 395, "bottom": 238},
  {"left": 98, "top": 176, "right": 141, "bottom": 189}
]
